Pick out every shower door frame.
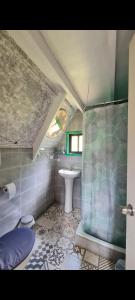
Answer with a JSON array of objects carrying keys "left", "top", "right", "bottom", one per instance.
[{"left": 126, "top": 33, "right": 135, "bottom": 270}]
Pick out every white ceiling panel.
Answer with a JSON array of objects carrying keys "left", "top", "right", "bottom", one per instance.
[{"left": 41, "top": 30, "right": 116, "bottom": 105}]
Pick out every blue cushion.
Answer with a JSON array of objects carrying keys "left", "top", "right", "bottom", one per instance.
[{"left": 0, "top": 228, "right": 35, "bottom": 270}]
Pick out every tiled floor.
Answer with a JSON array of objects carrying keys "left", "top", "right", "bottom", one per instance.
[{"left": 25, "top": 204, "right": 115, "bottom": 270}]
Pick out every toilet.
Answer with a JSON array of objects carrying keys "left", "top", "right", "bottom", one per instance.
[{"left": 0, "top": 227, "right": 35, "bottom": 270}]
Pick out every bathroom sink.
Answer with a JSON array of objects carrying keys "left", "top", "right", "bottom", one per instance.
[
  {"left": 58, "top": 169, "right": 80, "bottom": 213},
  {"left": 58, "top": 169, "right": 80, "bottom": 179}
]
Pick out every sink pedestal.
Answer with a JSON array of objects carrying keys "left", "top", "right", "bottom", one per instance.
[
  {"left": 65, "top": 178, "right": 73, "bottom": 213},
  {"left": 58, "top": 169, "right": 80, "bottom": 214}
]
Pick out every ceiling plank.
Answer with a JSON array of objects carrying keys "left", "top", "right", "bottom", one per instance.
[{"left": 42, "top": 30, "right": 117, "bottom": 106}]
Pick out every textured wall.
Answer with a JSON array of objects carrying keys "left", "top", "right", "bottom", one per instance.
[
  {"left": 55, "top": 110, "right": 83, "bottom": 208},
  {"left": 0, "top": 148, "right": 55, "bottom": 237},
  {"left": 82, "top": 102, "right": 127, "bottom": 248},
  {"left": 115, "top": 30, "right": 135, "bottom": 100},
  {"left": 0, "top": 30, "right": 58, "bottom": 147}
]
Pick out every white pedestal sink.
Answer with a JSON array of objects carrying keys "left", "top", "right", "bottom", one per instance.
[{"left": 58, "top": 169, "right": 80, "bottom": 213}]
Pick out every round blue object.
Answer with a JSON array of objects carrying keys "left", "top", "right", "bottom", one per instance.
[
  {"left": 0, "top": 227, "right": 35, "bottom": 270},
  {"left": 115, "top": 259, "right": 125, "bottom": 270}
]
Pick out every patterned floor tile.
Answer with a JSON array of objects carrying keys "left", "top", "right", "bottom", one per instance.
[
  {"left": 61, "top": 253, "right": 82, "bottom": 270},
  {"left": 57, "top": 237, "right": 73, "bottom": 250},
  {"left": 83, "top": 250, "right": 99, "bottom": 267},
  {"left": 25, "top": 256, "right": 45, "bottom": 270},
  {"left": 98, "top": 256, "right": 115, "bottom": 270},
  {"left": 48, "top": 247, "right": 64, "bottom": 266},
  {"left": 25, "top": 242, "right": 65, "bottom": 270},
  {"left": 80, "top": 261, "right": 98, "bottom": 270},
  {"left": 73, "top": 245, "right": 85, "bottom": 256},
  {"left": 37, "top": 217, "right": 55, "bottom": 230},
  {"left": 25, "top": 204, "right": 116, "bottom": 270}
]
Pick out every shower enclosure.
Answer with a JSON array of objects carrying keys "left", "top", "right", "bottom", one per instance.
[{"left": 82, "top": 100, "right": 128, "bottom": 249}]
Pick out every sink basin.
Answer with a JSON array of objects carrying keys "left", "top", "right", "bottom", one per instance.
[
  {"left": 58, "top": 169, "right": 80, "bottom": 179},
  {"left": 58, "top": 169, "right": 80, "bottom": 213}
]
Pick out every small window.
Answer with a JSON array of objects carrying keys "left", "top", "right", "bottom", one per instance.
[{"left": 66, "top": 131, "right": 83, "bottom": 156}]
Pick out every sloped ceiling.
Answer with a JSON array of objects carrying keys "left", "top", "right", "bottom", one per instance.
[
  {"left": 41, "top": 30, "right": 116, "bottom": 105},
  {"left": 0, "top": 30, "right": 65, "bottom": 148},
  {"left": 0, "top": 30, "right": 134, "bottom": 151},
  {"left": 41, "top": 30, "right": 135, "bottom": 105}
]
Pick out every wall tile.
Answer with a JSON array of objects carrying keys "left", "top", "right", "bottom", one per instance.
[
  {"left": 0, "top": 148, "right": 55, "bottom": 235},
  {"left": 0, "top": 168, "right": 20, "bottom": 186},
  {"left": 20, "top": 164, "right": 35, "bottom": 179},
  {"left": 20, "top": 175, "right": 36, "bottom": 193},
  {"left": 20, "top": 150, "right": 33, "bottom": 166},
  {"left": 0, "top": 151, "right": 21, "bottom": 169},
  {"left": 20, "top": 188, "right": 37, "bottom": 216},
  {"left": 35, "top": 200, "right": 52, "bottom": 219},
  {"left": 0, "top": 209, "right": 20, "bottom": 237},
  {"left": 0, "top": 195, "right": 20, "bottom": 219}
]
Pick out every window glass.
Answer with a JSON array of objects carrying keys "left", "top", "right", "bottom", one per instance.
[
  {"left": 79, "top": 135, "right": 83, "bottom": 152},
  {"left": 66, "top": 131, "right": 82, "bottom": 156},
  {"left": 71, "top": 135, "right": 78, "bottom": 152}
]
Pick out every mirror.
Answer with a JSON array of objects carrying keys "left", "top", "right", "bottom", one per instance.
[{"left": 46, "top": 108, "right": 68, "bottom": 139}]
